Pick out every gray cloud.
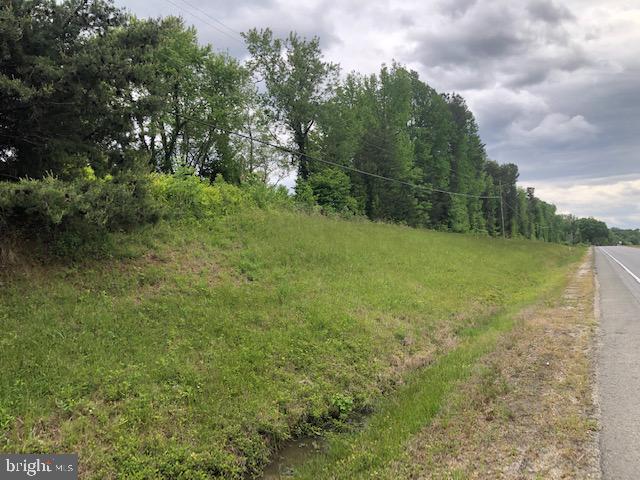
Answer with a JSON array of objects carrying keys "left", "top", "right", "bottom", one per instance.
[
  {"left": 503, "top": 46, "right": 593, "bottom": 87},
  {"left": 527, "top": 0, "right": 575, "bottom": 25},
  {"left": 437, "top": 0, "right": 478, "bottom": 18},
  {"left": 117, "top": 0, "right": 340, "bottom": 59},
  {"left": 411, "top": 6, "right": 528, "bottom": 69},
  {"left": 409, "top": 0, "right": 586, "bottom": 87}
]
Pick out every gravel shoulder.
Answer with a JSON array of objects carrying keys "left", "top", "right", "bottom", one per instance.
[{"left": 387, "top": 249, "right": 600, "bottom": 479}]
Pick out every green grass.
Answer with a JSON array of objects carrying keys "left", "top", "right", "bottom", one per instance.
[
  {"left": 0, "top": 209, "right": 583, "bottom": 478},
  {"left": 294, "top": 311, "right": 520, "bottom": 479}
]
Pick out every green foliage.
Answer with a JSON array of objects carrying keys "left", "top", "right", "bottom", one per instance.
[
  {"left": 449, "top": 196, "right": 471, "bottom": 233},
  {"left": 141, "top": 18, "right": 248, "bottom": 181},
  {"left": 0, "top": 173, "right": 160, "bottom": 255},
  {"left": 0, "top": 208, "right": 583, "bottom": 478},
  {"left": 241, "top": 177, "right": 292, "bottom": 210},
  {"left": 575, "top": 217, "right": 610, "bottom": 245},
  {"left": 0, "top": 169, "right": 291, "bottom": 258},
  {"left": 310, "top": 63, "right": 611, "bottom": 243},
  {"left": 330, "top": 393, "right": 355, "bottom": 420},
  {"left": 149, "top": 168, "right": 247, "bottom": 219},
  {"left": 610, "top": 227, "right": 640, "bottom": 245},
  {"left": 0, "top": 0, "right": 612, "bottom": 241},
  {"left": 149, "top": 168, "right": 291, "bottom": 220},
  {"left": 294, "top": 180, "right": 317, "bottom": 208},
  {"left": 0, "top": 2, "right": 248, "bottom": 184},
  {"left": 308, "top": 169, "right": 357, "bottom": 213},
  {"left": 0, "top": 0, "right": 165, "bottom": 179}
]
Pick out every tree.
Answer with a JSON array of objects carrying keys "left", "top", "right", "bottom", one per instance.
[
  {"left": 308, "top": 168, "right": 356, "bottom": 212},
  {"left": 243, "top": 28, "right": 339, "bottom": 180},
  {"left": 0, "top": 0, "right": 164, "bottom": 179},
  {"left": 349, "top": 65, "right": 418, "bottom": 224},
  {"left": 610, "top": 228, "right": 640, "bottom": 245},
  {"left": 444, "top": 93, "right": 488, "bottom": 232},
  {"left": 576, "top": 217, "right": 610, "bottom": 245},
  {"left": 136, "top": 17, "right": 248, "bottom": 182},
  {"left": 408, "top": 71, "right": 456, "bottom": 228},
  {"left": 234, "top": 85, "right": 292, "bottom": 184}
]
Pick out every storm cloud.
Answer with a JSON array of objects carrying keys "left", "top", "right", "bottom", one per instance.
[{"left": 117, "top": 0, "right": 640, "bottom": 227}]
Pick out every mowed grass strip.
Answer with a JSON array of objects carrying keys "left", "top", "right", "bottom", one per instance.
[{"left": 0, "top": 209, "right": 583, "bottom": 478}]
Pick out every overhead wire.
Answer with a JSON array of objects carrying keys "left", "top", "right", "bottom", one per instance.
[
  {"left": 162, "top": 0, "right": 245, "bottom": 46},
  {"left": 175, "top": 113, "right": 500, "bottom": 200},
  {"left": 343, "top": 131, "right": 482, "bottom": 187},
  {"left": 151, "top": 0, "right": 502, "bottom": 200},
  {"left": 1, "top": 4, "right": 500, "bottom": 202},
  {"left": 173, "top": 0, "right": 244, "bottom": 40}
]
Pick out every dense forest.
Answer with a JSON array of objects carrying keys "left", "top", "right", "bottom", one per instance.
[{"left": 0, "top": 0, "right": 619, "bottom": 246}]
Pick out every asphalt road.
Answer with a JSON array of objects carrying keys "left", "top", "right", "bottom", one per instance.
[{"left": 596, "top": 246, "right": 640, "bottom": 479}]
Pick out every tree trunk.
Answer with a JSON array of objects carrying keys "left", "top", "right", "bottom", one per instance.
[{"left": 294, "top": 129, "right": 309, "bottom": 180}]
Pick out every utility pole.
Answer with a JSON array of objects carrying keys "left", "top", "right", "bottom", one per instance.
[{"left": 499, "top": 181, "right": 506, "bottom": 239}]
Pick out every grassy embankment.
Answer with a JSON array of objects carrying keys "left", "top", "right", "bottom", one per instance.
[{"left": 0, "top": 207, "right": 583, "bottom": 478}]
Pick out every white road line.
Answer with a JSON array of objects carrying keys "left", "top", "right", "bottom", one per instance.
[{"left": 600, "top": 248, "right": 640, "bottom": 285}]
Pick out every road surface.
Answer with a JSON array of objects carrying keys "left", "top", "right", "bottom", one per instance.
[{"left": 596, "top": 246, "right": 640, "bottom": 479}]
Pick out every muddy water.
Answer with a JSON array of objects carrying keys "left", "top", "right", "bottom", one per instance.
[{"left": 261, "top": 436, "right": 326, "bottom": 479}]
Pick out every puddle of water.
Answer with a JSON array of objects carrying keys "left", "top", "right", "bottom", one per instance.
[
  {"left": 261, "top": 436, "right": 325, "bottom": 479},
  {"left": 260, "top": 413, "right": 369, "bottom": 479}
]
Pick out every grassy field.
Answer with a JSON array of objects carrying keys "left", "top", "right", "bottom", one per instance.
[{"left": 0, "top": 208, "right": 583, "bottom": 478}]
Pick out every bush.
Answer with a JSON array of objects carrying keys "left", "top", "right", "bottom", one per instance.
[
  {"left": 149, "top": 168, "right": 292, "bottom": 220},
  {"left": 294, "top": 180, "right": 317, "bottom": 209},
  {"left": 242, "top": 177, "right": 292, "bottom": 210},
  {"left": 0, "top": 173, "right": 160, "bottom": 254},
  {"left": 149, "top": 169, "right": 247, "bottom": 219},
  {"left": 0, "top": 168, "right": 293, "bottom": 258}
]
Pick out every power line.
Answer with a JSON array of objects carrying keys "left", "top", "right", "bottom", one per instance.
[
  {"left": 174, "top": 0, "right": 243, "bottom": 40},
  {"left": 323, "top": 123, "right": 485, "bottom": 187},
  {"left": 0, "top": 117, "right": 500, "bottom": 201},
  {"left": 120, "top": 8, "right": 489, "bottom": 193},
  {"left": 176, "top": 114, "right": 500, "bottom": 200},
  {"left": 162, "top": 0, "right": 245, "bottom": 46},
  {"left": 159, "top": 0, "right": 487, "bottom": 190},
  {"left": 0, "top": 28, "right": 497, "bottom": 202}
]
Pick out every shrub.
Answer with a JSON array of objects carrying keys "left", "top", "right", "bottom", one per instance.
[
  {"left": 0, "top": 168, "right": 292, "bottom": 258},
  {"left": 149, "top": 169, "right": 246, "bottom": 219},
  {"left": 149, "top": 168, "right": 292, "bottom": 220},
  {"left": 294, "top": 179, "right": 317, "bottom": 209},
  {"left": 242, "top": 177, "right": 292, "bottom": 210},
  {"left": 0, "top": 173, "right": 160, "bottom": 254}
]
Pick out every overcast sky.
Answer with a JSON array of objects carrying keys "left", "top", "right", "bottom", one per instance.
[{"left": 117, "top": 0, "right": 640, "bottom": 228}]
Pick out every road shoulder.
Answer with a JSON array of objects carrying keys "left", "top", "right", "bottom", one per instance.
[{"left": 388, "top": 249, "right": 600, "bottom": 479}]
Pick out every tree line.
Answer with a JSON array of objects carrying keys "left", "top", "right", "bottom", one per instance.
[{"left": 0, "top": 0, "right": 617, "bottom": 245}]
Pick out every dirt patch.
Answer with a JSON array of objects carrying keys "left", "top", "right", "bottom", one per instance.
[{"left": 388, "top": 249, "right": 600, "bottom": 479}]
